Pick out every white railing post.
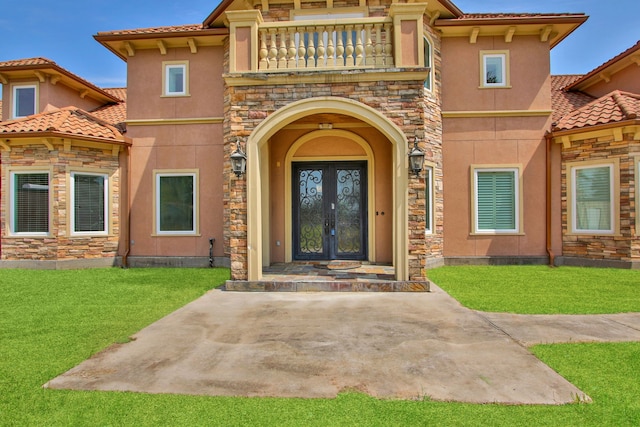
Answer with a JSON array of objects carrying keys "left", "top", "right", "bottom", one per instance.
[
  {"left": 297, "top": 27, "right": 307, "bottom": 68},
  {"left": 336, "top": 26, "right": 345, "bottom": 67},
  {"left": 326, "top": 26, "right": 335, "bottom": 67},
  {"left": 317, "top": 26, "right": 326, "bottom": 68},
  {"left": 287, "top": 28, "right": 297, "bottom": 68},
  {"left": 365, "top": 25, "right": 373, "bottom": 66},
  {"left": 307, "top": 28, "right": 316, "bottom": 68},
  {"left": 268, "top": 29, "right": 277, "bottom": 69}
]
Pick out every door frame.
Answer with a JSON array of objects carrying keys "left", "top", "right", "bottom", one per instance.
[
  {"left": 292, "top": 160, "right": 368, "bottom": 261},
  {"left": 284, "top": 130, "right": 376, "bottom": 263}
]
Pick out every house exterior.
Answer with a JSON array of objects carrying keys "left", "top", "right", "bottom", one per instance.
[{"left": 0, "top": 0, "right": 638, "bottom": 280}]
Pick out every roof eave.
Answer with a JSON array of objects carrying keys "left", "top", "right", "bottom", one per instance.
[
  {"left": 94, "top": 28, "right": 229, "bottom": 62},
  {"left": 552, "top": 118, "right": 640, "bottom": 136},
  {"left": 203, "top": 0, "right": 235, "bottom": 28},
  {"left": 0, "top": 130, "right": 131, "bottom": 146},
  {"left": 565, "top": 41, "right": 640, "bottom": 91},
  {"left": 0, "top": 63, "right": 121, "bottom": 104},
  {"left": 435, "top": 14, "right": 587, "bottom": 49}
]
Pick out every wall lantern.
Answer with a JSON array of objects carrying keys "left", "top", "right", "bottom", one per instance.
[
  {"left": 230, "top": 138, "right": 247, "bottom": 178},
  {"left": 408, "top": 138, "right": 425, "bottom": 176}
]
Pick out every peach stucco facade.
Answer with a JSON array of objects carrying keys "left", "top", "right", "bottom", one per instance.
[{"left": 3, "top": 0, "right": 637, "bottom": 273}]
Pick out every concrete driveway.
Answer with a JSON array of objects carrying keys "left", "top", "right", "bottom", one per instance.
[{"left": 45, "top": 285, "right": 640, "bottom": 404}]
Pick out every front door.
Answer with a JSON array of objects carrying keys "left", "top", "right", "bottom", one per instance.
[{"left": 293, "top": 161, "right": 367, "bottom": 260}]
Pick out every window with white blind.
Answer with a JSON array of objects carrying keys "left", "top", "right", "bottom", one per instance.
[
  {"left": 71, "top": 172, "right": 108, "bottom": 235},
  {"left": 10, "top": 171, "right": 50, "bottom": 235},
  {"left": 473, "top": 168, "right": 520, "bottom": 233},
  {"left": 154, "top": 171, "right": 198, "bottom": 235},
  {"left": 571, "top": 164, "right": 614, "bottom": 233}
]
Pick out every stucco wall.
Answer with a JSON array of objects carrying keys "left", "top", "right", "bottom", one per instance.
[
  {"left": 124, "top": 45, "right": 227, "bottom": 259},
  {"left": 267, "top": 127, "right": 394, "bottom": 264},
  {"left": 582, "top": 63, "right": 640, "bottom": 98},
  {"left": 441, "top": 35, "right": 552, "bottom": 258}
]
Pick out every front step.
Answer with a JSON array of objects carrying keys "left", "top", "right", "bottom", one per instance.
[{"left": 224, "top": 280, "right": 431, "bottom": 292}]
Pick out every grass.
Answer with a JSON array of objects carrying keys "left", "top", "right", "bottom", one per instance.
[
  {"left": 1, "top": 266, "right": 639, "bottom": 425},
  {"left": 427, "top": 265, "right": 640, "bottom": 314}
]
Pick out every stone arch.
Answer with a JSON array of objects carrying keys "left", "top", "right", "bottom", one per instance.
[{"left": 246, "top": 96, "right": 409, "bottom": 280}]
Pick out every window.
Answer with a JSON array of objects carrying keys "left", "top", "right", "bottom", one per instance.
[
  {"left": 10, "top": 171, "right": 49, "bottom": 235},
  {"left": 571, "top": 165, "right": 614, "bottom": 233},
  {"left": 424, "top": 36, "right": 432, "bottom": 91},
  {"left": 425, "top": 165, "right": 433, "bottom": 234},
  {"left": 12, "top": 84, "right": 37, "bottom": 118},
  {"left": 163, "top": 62, "right": 188, "bottom": 96},
  {"left": 71, "top": 172, "right": 108, "bottom": 235},
  {"left": 480, "top": 51, "right": 509, "bottom": 88},
  {"left": 473, "top": 167, "right": 520, "bottom": 233},
  {"left": 154, "top": 171, "right": 198, "bottom": 235}
]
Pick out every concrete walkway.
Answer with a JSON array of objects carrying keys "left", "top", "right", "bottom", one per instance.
[{"left": 45, "top": 285, "right": 640, "bottom": 404}]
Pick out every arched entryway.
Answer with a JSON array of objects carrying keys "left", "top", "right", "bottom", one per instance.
[{"left": 246, "top": 97, "right": 410, "bottom": 280}]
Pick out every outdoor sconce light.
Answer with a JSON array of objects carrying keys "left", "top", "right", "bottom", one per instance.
[
  {"left": 408, "top": 138, "right": 425, "bottom": 176},
  {"left": 230, "top": 138, "right": 247, "bottom": 178}
]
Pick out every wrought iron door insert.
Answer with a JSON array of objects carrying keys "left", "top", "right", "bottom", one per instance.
[{"left": 293, "top": 161, "right": 367, "bottom": 260}]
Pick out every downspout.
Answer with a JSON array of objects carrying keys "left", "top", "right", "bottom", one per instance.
[
  {"left": 545, "top": 131, "right": 555, "bottom": 267},
  {"left": 122, "top": 145, "right": 132, "bottom": 268}
]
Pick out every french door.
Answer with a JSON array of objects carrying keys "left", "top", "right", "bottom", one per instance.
[{"left": 293, "top": 161, "right": 367, "bottom": 260}]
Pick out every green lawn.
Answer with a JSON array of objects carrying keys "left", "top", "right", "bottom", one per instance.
[
  {"left": 1, "top": 267, "right": 639, "bottom": 426},
  {"left": 427, "top": 265, "right": 640, "bottom": 314}
]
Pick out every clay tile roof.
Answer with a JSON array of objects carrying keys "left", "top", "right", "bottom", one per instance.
[
  {"left": 0, "top": 106, "right": 126, "bottom": 142},
  {"left": 96, "top": 24, "right": 204, "bottom": 37},
  {"left": 0, "top": 57, "right": 56, "bottom": 67},
  {"left": 551, "top": 75, "right": 595, "bottom": 122},
  {"left": 90, "top": 88, "right": 127, "bottom": 132},
  {"left": 553, "top": 90, "right": 640, "bottom": 132}
]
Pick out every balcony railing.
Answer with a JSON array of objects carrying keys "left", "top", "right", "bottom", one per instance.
[{"left": 257, "top": 18, "right": 394, "bottom": 72}]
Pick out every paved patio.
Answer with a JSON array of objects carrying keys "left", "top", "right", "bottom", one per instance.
[{"left": 44, "top": 284, "right": 640, "bottom": 404}]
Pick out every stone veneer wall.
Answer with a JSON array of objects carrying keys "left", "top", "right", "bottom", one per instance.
[
  {"left": 223, "top": 74, "right": 442, "bottom": 280},
  {"left": 422, "top": 21, "right": 444, "bottom": 266},
  {"left": 1, "top": 145, "right": 121, "bottom": 261},
  {"left": 561, "top": 131, "right": 639, "bottom": 262}
]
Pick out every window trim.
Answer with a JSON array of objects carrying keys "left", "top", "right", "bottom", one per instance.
[
  {"left": 567, "top": 159, "right": 620, "bottom": 236},
  {"left": 153, "top": 169, "right": 200, "bottom": 236},
  {"left": 423, "top": 36, "right": 433, "bottom": 91},
  {"left": 162, "top": 61, "right": 189, "bottom": 97},
  {"left": 425, "top": 163, "right": 434, "bottom": 234},
  {"left": 479, "top": 50, "right": 510, "bottom": 88},
  {"left": 69, "top": 170, "right": 110, "bottom": 236},
  {"left": 470, "top": 165, "right": 522, "bottom": 235},
  {"left": 7, "top": 167, "right": 52, "bottom": 237},
  {"left": 11, "top": 83, "right": 38, "bottom": 119}
]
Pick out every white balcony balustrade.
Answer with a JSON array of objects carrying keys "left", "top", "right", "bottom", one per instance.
[{"left": 257, "top": 19, "right": 394, "bottom": 71}]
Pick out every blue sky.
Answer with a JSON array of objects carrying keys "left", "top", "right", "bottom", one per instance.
[{"left": 0, "top": 0, "right": 638, "bottom": 92}]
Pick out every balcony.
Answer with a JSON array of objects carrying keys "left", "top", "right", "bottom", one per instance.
[
  {"left": 257, "top": 19, "right": 394, "bottom": 72},
  {"left": 225, "top": 4, "right": 428, "bottom": 77}
]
